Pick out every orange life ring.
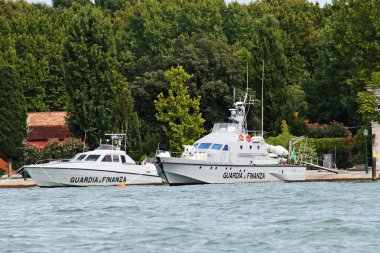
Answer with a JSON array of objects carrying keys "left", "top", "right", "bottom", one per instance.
[
  {"left": 246, "top": 135, "right": 252, "bottom": 142},
  {"left": 239, "top": 134, "right": 244, "bottom": 141}
]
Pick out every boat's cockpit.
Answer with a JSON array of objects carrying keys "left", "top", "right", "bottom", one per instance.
[
  {"left": 212, "top": 123, "right": 239, "bottom": 133},
  {"left": 71, "top": 152, "right": 135, "bottom": 164},
  {"left": 194, "top": 142, "right": 229, "bottom": 151}
]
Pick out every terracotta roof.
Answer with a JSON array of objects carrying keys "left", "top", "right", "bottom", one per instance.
[
  {"left": 28, "top": 125, "right": 70, "bottom": 141},
  {"left": 27, "top": 112, "right": 68, "bottom": 126},
  {"left": 27, "top": 112, "right": 70, "bottom": 141}
]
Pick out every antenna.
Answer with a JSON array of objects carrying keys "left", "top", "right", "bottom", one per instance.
[
  {"left": 83, "top": 130, "right": 87, "bottom": 152},
  {"left": 233, "top": 87, "right": 236, "bottom": 104},
  {"left": 261, "top": 59, "right": 265, "bottom": 137},
  {"left": 125, "top": 122, "right": 128, "bottom": 151},
  {"left": 246, "top": 62, "right": 249, "bottom": 93}
]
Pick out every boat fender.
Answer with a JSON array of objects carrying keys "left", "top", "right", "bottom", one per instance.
[
  {"left": 246, "top": 135, "right": 252, "bottom": 142},
  {"left": 239, "top": 134, "right": 244, "bottom": 141}
]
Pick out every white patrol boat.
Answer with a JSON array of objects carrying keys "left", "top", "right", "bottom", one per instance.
[
  {"left": 155, "top": 92, "right": 306, "bottom": 186},
  {"left": 25, "top": 135, "right": 163, "bottom": 187}
]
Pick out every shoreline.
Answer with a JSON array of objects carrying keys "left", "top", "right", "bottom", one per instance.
[{"left": 0, "top": 171, "right": 377, "bottom": 188}]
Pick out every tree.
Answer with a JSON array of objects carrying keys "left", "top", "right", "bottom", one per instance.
[
  {"left": 0, "top": 53, "right": 27, "bottom": 168},
  {"left": 63, "top": 6, "right": 133, "bottom": 148},
  {"left": 357, "top": 72, "right": 380, "bottom": 123},
  {"left": 154, "top": 66, "right": 206, "bottom": 152},
  {"left": 308, "top": 0, "right": 380, "bottom": 126}
]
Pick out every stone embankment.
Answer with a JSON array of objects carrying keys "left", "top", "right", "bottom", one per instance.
[
  {"left": 0, "top": 176, "right": 37, "bottom": 188},
  {"left": 0, "top": 171, "right": 378, "bottom": 188},
  {"left": 306, "top": 170, "right": 377, "bottom": 182}
]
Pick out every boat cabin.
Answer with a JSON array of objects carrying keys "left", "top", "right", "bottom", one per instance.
[{"left": 70, "top": 144, "right": 135, "bottom": 165}]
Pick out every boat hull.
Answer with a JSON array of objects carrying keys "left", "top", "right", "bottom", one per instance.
[
  {"left": 156, "top": 157, "right": 306, "bottom": 186},
  {"left": 26, "top": 167, "right": 163, "bottom": 187}
]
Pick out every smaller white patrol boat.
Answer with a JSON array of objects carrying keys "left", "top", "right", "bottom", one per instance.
[{"left": 25, "top": 135, "right": 163, "bottom": 187}]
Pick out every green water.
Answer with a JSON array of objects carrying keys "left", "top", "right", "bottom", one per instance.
[{"left": 1, "top": 182, "right": 379, "bottom": 252}]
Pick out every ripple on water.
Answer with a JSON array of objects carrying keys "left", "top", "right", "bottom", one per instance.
[{"left": 1, "top": 182, "right": 380, "bottom": 252}]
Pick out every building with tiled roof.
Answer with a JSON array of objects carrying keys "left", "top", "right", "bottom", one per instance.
[
  {"left": 27, "top": 112, "right": 70, "bottom": 148},
  {"left": 1, "top": 112, "right": 71, "bottom": 176}
]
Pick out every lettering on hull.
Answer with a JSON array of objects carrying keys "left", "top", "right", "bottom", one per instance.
[
  {"left": 222, "top": 172, "right": 265, "bottom": 180},
  {"left": 69, "top": 176, "right": 128, "bottom": 184}
]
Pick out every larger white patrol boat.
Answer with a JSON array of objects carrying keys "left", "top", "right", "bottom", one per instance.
[
  {"left": 25, "top": 135, "right": 163, "bottom": 187},
  {"left": 155, "top": 93, "right": 306, "bottom": 186}
]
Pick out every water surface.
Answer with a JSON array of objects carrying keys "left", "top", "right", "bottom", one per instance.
[{"left": 1, "top": 182, "right": 379, "bottom": 252}]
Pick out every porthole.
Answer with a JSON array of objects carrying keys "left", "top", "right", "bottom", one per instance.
[
  {"left": 199, "top": 166, "right": 202, "bottom": 169},
  {"left": 250, "top": 146, "right": 252, "bottom": 150},
  {"left": 240, "top": 145, "right": 243, "bottom": 149},
  {"left": 257, "top": 146, "right": 259, "bottom": 150}
]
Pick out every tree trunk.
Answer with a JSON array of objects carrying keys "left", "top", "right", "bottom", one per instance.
[{"left": 7, "top": 158, "right": 12, "bottom": 177}]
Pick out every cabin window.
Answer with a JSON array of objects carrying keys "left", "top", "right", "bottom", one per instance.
[
  {"left": 121, "top": 156, "right": 126, "bottom": 163},
  {"left": 113, "top": 155, "right": 120, "bottom": 163},
  {"left": 76, "top": 154, "right": 87, "bottom": 161},
  {"left": 102, "top": 155, "right": 112, "bottom": 162},
  {"left": 193, "top": 143, "right": 199, "bottom": 148},
  {"left": 85, "top": 155, "right": 100, "bottom": 162},
  {"left": 211, "top": 144, "right": 223, "bottom": 150},
  {"left": 222, "top": 145, "right": 229, "bottom": 151},
  {"left": 198, "top": 143, "right": 212, "bottom": 149}
]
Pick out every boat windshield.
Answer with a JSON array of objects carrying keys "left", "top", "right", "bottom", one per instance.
[
  {"left": 75, "top": 154, "right": 87, "bottom": 161},
  {"left": 95, "top": 144, "right": 114, "bottom": 150},
  {"left": 198, "top": 143, "right": 212, "bottom": 149},
  {"left": 85, "top": 155, "right": 101, "bottom": 162},
  {"left": 211, "top": 144, "right": 223, "bottom": 150},
  {"left": 212, "top": 123, "right": 239, "bottom": 133}
]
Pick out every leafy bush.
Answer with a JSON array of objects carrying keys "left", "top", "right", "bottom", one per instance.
[
  {"left": 307, "top": 121, "right": 350, "bottom": 138},
  {"left": 24, "top": 138, "right": 85, "bottom": 165},
  {"left": 0, "top": 168, "right": 5, "bottom": 177},
  {"left": 308, "top": 138, "right": 351, "bottom": 169},
  {"left": 266, "top": 121, "right": 367, "bottom": 169}
]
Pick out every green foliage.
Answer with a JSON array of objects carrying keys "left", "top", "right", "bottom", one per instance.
[
  {"left": 266, "top": 123, "right": 291, "bottom": 149},
  {"left": 1, "top": 0, "right": 379, "bottom": 158},
  {"left": 23, "top": 138, "right": 84, "bottom": 166},
  {"left": 155, "top": 66, "right": 206, "bottom": 152},
  {"left": 308, "top": 138, "right": 352, "bottom": 169},
  {"left": 53, "top": 0, "right": 92, "bottom": 8},
  {"left": 63, "top": 6, "right": 134, "bottom": 149},
  {"left": 307, "top": 122, "right": 350, "bottom": 138},
  {"left": 0, "top": 61, "right": 27, "bottom": 161},
  {"left": 0, "top": 168, "right": 4, "bottom": 177},
  {"left": 357, "top": 72, "right": 380, "bottom": 123},
  {"left": 308, "top": 0, "right": 380, "bottom": 126}
]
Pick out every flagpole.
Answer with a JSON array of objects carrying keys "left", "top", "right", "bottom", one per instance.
[{"left": 261, "top": 59, "right": 265, "bottom": 137}]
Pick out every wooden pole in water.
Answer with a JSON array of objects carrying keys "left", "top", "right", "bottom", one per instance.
[{"left": 372, "top": 152, "right": 377, "bottom": 180}]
